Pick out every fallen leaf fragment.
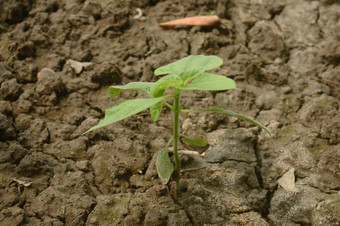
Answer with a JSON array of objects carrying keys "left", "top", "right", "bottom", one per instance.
[
  {"left": 66, "top": 59, "right": 94, "bottom": 74},
  {"left": 67, "top": 59, "right": 83, "bottom": 74},
  {"left": 134, "top": 8, "right": 145, "bottom": 21},
  {"left": 82, "top": 62, "right": 94, "bottom": 70},
  {"left": 277, "top": 168, "right": 298, "bottom": 192},
  {"left": 12, "top": 178, "right": 32, "bottom": 187},
  {"left": 158, "top": 15, "right": 220, "bottom": 29}
]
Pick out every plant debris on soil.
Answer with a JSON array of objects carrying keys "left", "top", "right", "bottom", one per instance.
[{"left": 0, "top": 0, "right": 339, "bottom": 225}]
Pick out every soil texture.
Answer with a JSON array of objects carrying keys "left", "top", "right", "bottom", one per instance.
[{"left": 0, "top": 0, "right": 339, "bottom": 225}]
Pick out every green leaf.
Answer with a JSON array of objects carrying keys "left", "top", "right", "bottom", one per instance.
[
  {"left": 109, "top": 82, "right": 154, "bottom": 100},
  {"left": 150, "top": 102, "right": 163, "bottom": 122},
  {"left": 149, "top": 75, "right": 182, "bottom": 122},
  {"left": 155, "top": 55, "right": 223, "bottom": 80},
  {"left": 156, "top": 146, "right": 174, "bottom": 185},
  {"left": 183, "top": 108, "right": 271, "bottom": 135},
  {"left": 181, "top": 137, "right": 208, "bottom": 148},
  {"left": 150, "top": 74, "right": 182, "bottom": 97},
  {"left": 177, "top": 73, "right": 236, "bottom": 91},
  {"left": 84, "top": 97, "right": 166, "bottom": 134}
]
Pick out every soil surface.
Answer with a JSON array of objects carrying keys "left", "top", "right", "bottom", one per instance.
[{"left": 1, "top": 0, "right": 340, "bottom": 225}]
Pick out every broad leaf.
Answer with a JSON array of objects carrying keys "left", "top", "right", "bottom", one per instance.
[
  {"left": 155, "top": 55, "right": 223, "bottom": 81},
  {"left": 84, "top": 97, "right": 166, "bottom": 134},
  {"left": 184, "top": 108, "right": 271, "bottom": 135},
  {"left": 109, "top": 82, "right": 154, "bottom": 100},
  {"left": 149, "top": 75, "right": 182, "bottom": 121},
  {"left": 177, "top": 73, "right": 236, "bottom": 91},
  {"left": 150, "top": 102, "right": 163, "bottom": 122},
  {"left": 181, "top": 137, "right": 208, "bottom": 148},
  {"left": 156, "top": 145, "right": 174, "bottom": 185},
  {"left": 150, "top": 74, "right": 182, "bottom": 97}
]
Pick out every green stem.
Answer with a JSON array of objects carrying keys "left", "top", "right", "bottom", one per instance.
[
  {"left": 163, "top": 101, "right": 174, "bottom": 110},
  {"left": 173, "top": 89, "right": 181, "bottom": 194}
]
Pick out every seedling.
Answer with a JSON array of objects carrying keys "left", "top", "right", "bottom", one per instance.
[{"left": 84, "top": 55, "right": 270, "bottom": 194}]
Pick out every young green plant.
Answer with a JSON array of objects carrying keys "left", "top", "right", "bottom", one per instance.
[{"left": 84, "top": 55, "right": 270, "bottom": 194}]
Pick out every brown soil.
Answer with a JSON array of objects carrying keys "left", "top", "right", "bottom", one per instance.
[{"left": 0, "top": 0, "right": 339, "bottom": 225}]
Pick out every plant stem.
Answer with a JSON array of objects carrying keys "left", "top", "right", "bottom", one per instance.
[{"left": 173, "top": 89, "right": 181, "bottom": 194}]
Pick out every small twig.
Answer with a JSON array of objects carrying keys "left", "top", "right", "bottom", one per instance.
[
  {"left": 220, "top": 21, "right": 233, "bottom": 37},
  {"left": 178, "top": 150, "right": 201, "bottom": 156},
  {"left": 313, "top": 77, "right": 340, "bottom": 86}
]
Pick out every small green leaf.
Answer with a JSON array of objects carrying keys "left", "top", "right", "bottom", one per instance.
[
  {"left": 150, "top": 74, "right": 182, "bottom": 97},
  {"left": 183, "top": 108, "right": 271, "bottom": 135},
  {"left": 150, "top": 102, "right": 163, "bottom": 122},
  {"left": 181, "top": 137, "right": 208, "bottom": 147},
  {"left": 149, "top": 75, "right": 182, "bottom": 121},
  {"left": 109, "top": 82, "right": 154, "bottom": 100},
  {"left": 84, "top": 97, "right": 166, "bottom": 134},
  {"left": 155, "top": 55, "right": 223, "bottom": 79},
  {"left": 156, "top": 146, "right": 174, "bottom": 185},
  {"left": 61, "top": 205, "right": 66, "bottom": 215},
  {"left": 177, "top": 73, "right": 236, "bottom": 91}
]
